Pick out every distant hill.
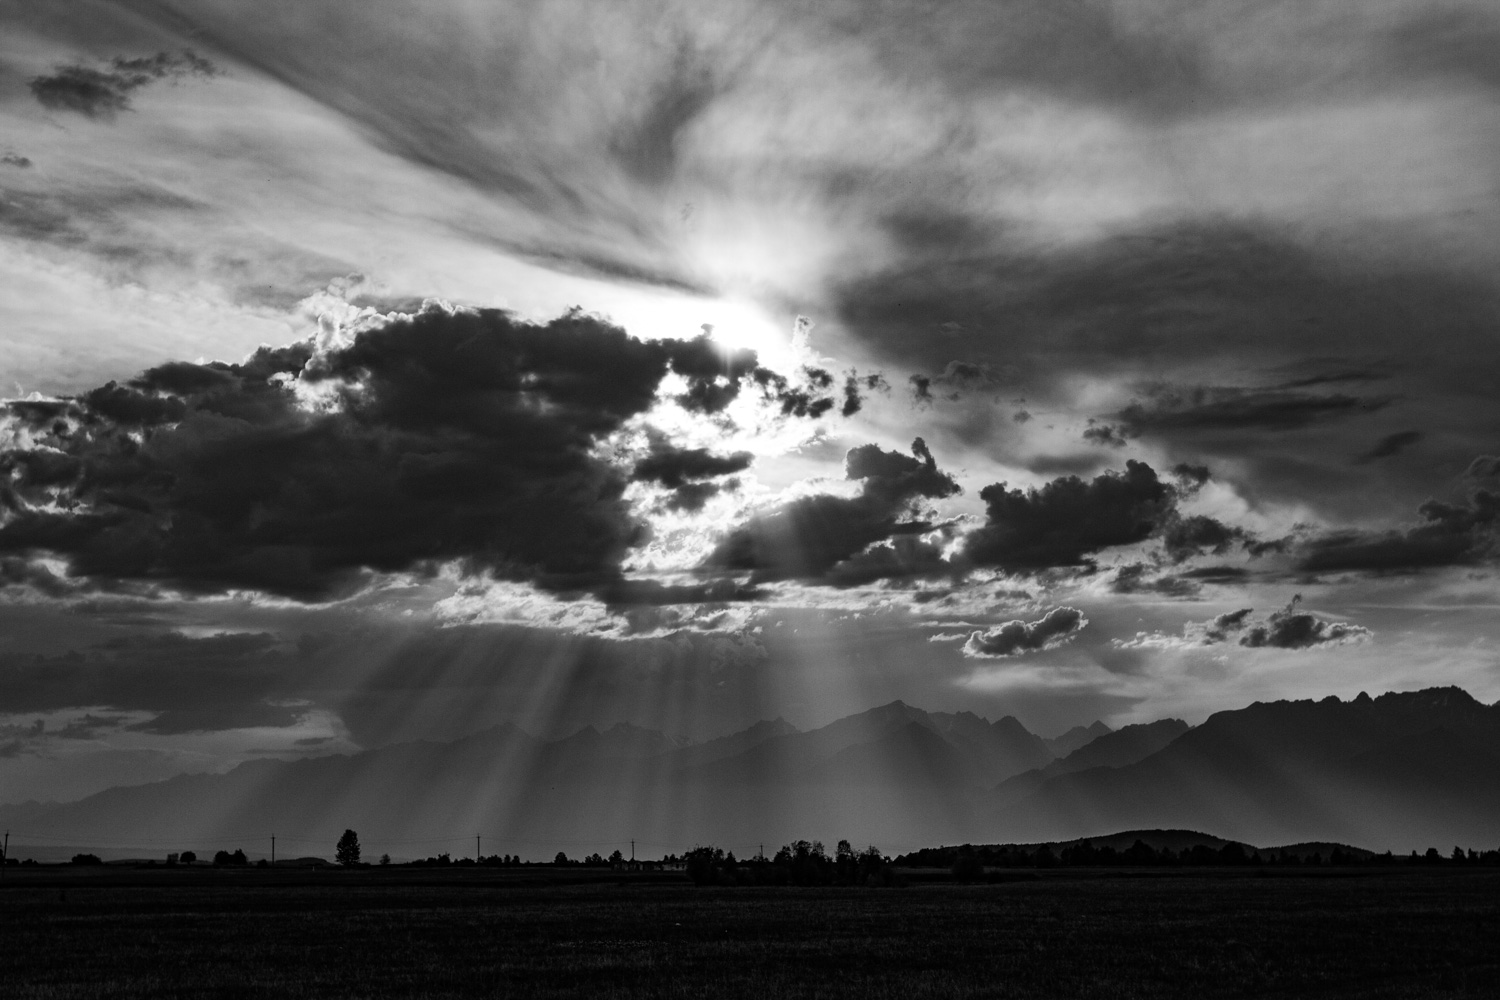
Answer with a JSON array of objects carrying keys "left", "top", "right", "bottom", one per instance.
[
  {"left": 2, "top": 687, "right": 1497, "bottom": 857},
  {"left": 894, "top": 829, "right": 1378, "bottom": 866}
]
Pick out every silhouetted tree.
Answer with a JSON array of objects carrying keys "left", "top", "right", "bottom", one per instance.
[
  {"left": 858, "top": 846, "right": 894, "bottom": 886},
  {"left": 179, "top": 850, "right": 196, "bottom": 865},
  {"left": 553, "top": 851, "right": 569, "bottom": 866},
  {"left": 379, "top": 853, "right": 391, "bottom": 866},
  {"left": 69, "top": 853, "right": 103, "bottom": 866},
  {"left": 336, "top": 829, "right": 361, "bottom": 867},
  {"left": 685, "top": 846, "right": 725, "bottom": 885}
]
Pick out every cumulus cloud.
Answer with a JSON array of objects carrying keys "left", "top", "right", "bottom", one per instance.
[
  {"left": 705, "top": 438, "right": 959, "bottom": 584},
  {"left": 1115, "top": 598, "right": 1370, "bottom": 651},
  {"left": 961, "top": 606, "right": 1088, "bottom": 658},
  {"left": 1160, "top": 513, "right": 1250, "bottom": 563},
  {"left": 29, "top": 50, "right": 219, "bottom": 120},
  {"left": 962, "top": 460, "right": 1176, "bottom": 572},
  {"left": 0, "top": 306, "right": 800, "bottom": 602}
]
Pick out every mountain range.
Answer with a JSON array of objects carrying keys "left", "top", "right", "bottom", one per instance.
[{"left": 3, "top": 686, "right": 1497, "bottom": 856}]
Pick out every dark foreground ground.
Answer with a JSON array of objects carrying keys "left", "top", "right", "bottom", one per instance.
[{"left": 3, "top": 867, "right": 1498, "bottom": 998}]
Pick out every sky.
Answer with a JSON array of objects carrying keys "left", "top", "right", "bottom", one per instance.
[{"left": 1, "top": 0, "right": 1499, "bottom": 804}]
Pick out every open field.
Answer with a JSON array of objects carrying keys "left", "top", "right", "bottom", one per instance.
[{"left": 3, "top": 867, "right": 1498, "bottom": 998}]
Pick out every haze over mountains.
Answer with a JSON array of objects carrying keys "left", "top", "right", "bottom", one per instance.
[{"left": 3, "top": 688, "right": 1497, "bottom": 857}]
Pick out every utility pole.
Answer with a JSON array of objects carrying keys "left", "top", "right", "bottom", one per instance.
[
  {"left": 630, "top": 839, "right": 634, "bottom": 862},
  {"left": 476, "top": 835, "right": 481, "bottom": 862},
  {"left": 2, "top": 830, "right": 8, "bottom": 882},
  {"left": 271, "top": 835, "right": 275, "bottom": 868}
]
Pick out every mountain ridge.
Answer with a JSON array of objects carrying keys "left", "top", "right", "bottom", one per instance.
[{"left": 2, "top": 687, "right": 1495, "bottom": 854}]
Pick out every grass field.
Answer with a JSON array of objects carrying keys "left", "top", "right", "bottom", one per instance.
[{"left": 3, "top": 867, "right": 1498, "bottom": 998}]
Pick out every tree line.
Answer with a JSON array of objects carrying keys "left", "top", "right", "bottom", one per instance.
[
  {"left": 897, "top": 840, "right": 1500, "bottom": 877},
  {"left": 45, "top": 832, "right": 1500, "bottom": 873},
  {"left": 682, "top": 839, "right": 898, "bottom": 886}
]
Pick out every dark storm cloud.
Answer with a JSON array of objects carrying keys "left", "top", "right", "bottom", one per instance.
[
  {"left": 661, "top": 332, "right": 760, "bottom": 414},
  {"left": 632, "top": 442, "right": 753, "bottom": 489},
  {"left": 962, "top": 460, "right": 1177, "bottom": 573},
  {"left": 1160, "top": 514, "right": 1249, "bottom": 563},
  {"left": 962, "top": 606, "right": 1088, "bottom": 659},
  {"left": 631, "top": 438, "right": 752, "bottom": 513},
  {"left": 1354, "top": 430, "right": 1423, "bottom": 464},
  {"left": 0, "top": 307, "right": 778, "bottom": 601},
  {"left": 1110, "top": 563, "right": 1202, "bottom": 598},
  {"left": 1082, "top": 422, "right": 1129, "bottom": 448},
  {"left": 1294, "top": 491, "right": 1500, "bottom": 573},
  {"left": 29, "top": 50, "right": 218, "bottom": 120},
  {"left": 705, "top": 438, "right": 959, "bottom": 584},
  {"left": 818, "top": 533, "right": 951, "bottom": 588},
  {"left": 1, "top": 154, "right": 31, "bottom": 169},
  {"left": 0, "top": 631, "right": 299, "bottom": 733}
]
